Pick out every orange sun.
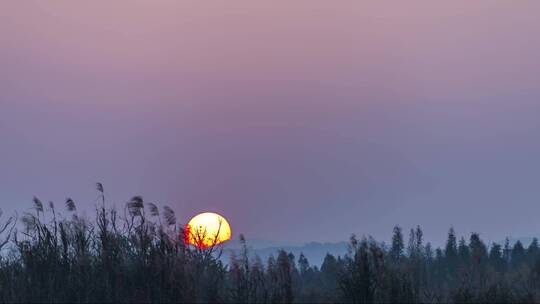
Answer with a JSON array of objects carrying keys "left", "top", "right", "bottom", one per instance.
[{"left": 185, "top": 212, "right": 232, "bottom": 248}]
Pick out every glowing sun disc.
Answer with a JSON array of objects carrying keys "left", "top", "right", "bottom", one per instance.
[{"left": 185, "top": 212, "right": 232, "bottom": 248}]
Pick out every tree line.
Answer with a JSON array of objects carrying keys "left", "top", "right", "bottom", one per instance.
[{"left": 0, "top": 185, "right": 540, "bottom": 303}]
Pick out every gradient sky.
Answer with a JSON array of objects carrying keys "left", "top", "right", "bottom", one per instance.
[{"left": 2, "top": 1, "right": 540, "bottom": 244}]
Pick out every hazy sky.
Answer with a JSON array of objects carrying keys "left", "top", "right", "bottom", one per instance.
[{"left": 2, "top": 1, "right": 540, "bottom": 244}]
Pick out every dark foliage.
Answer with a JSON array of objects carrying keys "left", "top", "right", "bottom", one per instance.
[{"left": 1, "top": 189, "right": 540, "bottom": 303}]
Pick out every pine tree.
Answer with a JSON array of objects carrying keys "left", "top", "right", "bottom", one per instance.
[
  {"left": 527, "top": 238, "right": 539, "bottom": 264},
  {"left": 445, "top": 227, "right": 458, "bottom": 260},
  {"left": 458, "top": 237, "right": 470, "bottom": 262},
  {"left": 407, "top": 229, "right": 417, "bottom": 258},
  {"left": 488, "top": 243, "right": 505, "bottom": 271},
  {"left": 503, "top": 238, "right": 511, "bottom": 264},
  {"left": 415, "top": 226, "right": 424, "bottom": 257},
  {"left": 512, "top": 241, "right": 526, "bottom": 266},
  {"left": 390, "top": 226, "right": 404, "bottom": 263},
  {"left": 469, "top": 233, "right": 487, "bottom": 265}
]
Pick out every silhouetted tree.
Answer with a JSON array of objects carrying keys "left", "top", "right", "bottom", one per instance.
[
  {"left": 458, "top": 237, "right": 470, "bottom": 263},
  {"left": 489, "top": 243, "right": 505, "bottom": 271},
  {"left": 390, "top": 226, "right": 404, "bottom": 263},
  {"left": 445, "top": 227, "right": 458, "bottom": 274},
  {"left": 512, "top": 240, "right": 526, "bottom": 267},
  {"left": 528, "top": 238, "right": 540, "bottom": 264}
]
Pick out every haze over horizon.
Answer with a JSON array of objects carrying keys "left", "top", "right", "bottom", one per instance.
[{"left": 2, "top": 1, "right": 540, "bottom": 244}]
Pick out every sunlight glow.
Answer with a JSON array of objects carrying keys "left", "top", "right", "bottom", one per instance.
[{"left": 185, "top": 212, "right": 232, "bottom": 248}]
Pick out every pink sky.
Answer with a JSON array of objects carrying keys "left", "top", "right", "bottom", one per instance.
[{"left": 2, "top": 1, "right": 540, "bottom": 243}]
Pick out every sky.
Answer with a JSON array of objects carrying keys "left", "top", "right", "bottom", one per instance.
[{"left": 1, "top": 1, "right": 540, "bottom": 244}]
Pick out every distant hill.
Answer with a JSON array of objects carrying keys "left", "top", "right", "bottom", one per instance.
[
  {"left": 221, "top": 236, "right": 540, "bottom": 267},
  {"left": 222, "top": 240, "right": 348, "bottom": 267}
]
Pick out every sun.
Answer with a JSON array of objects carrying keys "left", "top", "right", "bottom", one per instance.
[{"left": 185, "top": 212, "right": 232, "bottom": 248}]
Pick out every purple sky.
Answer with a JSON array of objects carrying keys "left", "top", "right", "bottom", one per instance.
[{"left": 2, "top": 1, "right": 540, "bottom": 244}]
